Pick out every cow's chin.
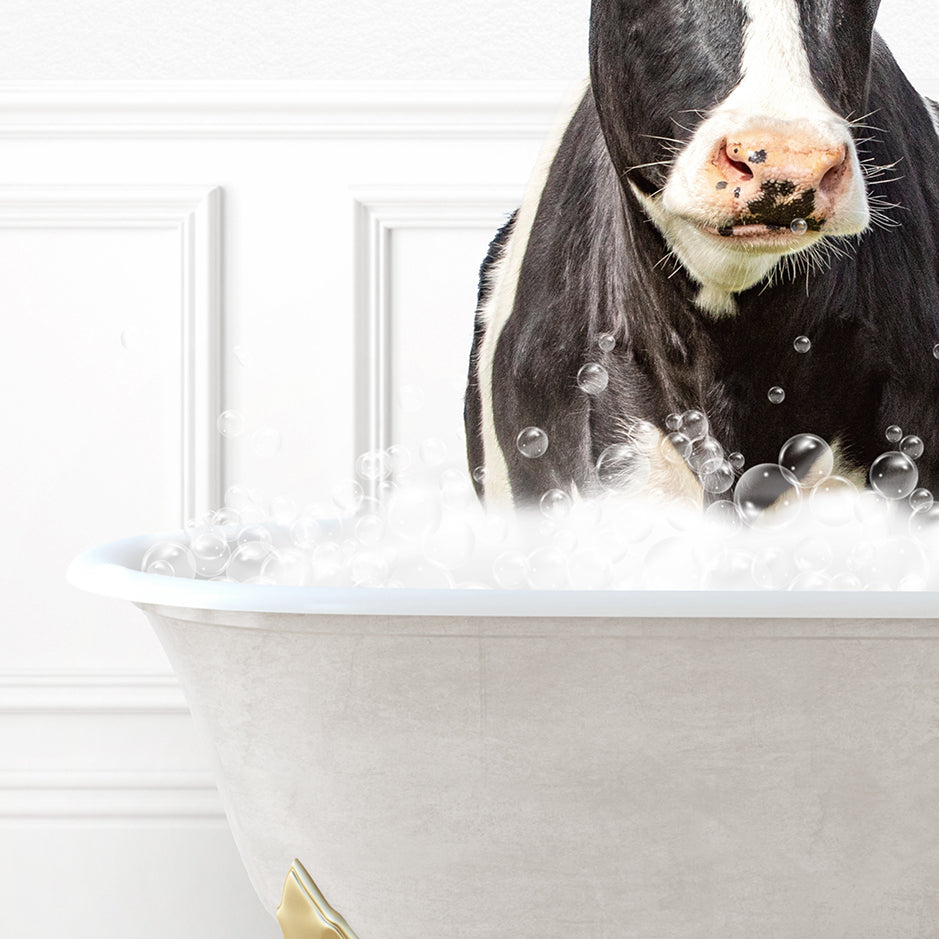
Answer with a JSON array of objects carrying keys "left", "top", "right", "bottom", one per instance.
[{"left": 632, "top": 183, "right": 868, "bottom": 317}]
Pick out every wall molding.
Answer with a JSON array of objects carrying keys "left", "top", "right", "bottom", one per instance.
[
  {"left": 0, "top": 671, "right": 187, "bottom": 714},
  {"left": 0, "top": 185, "right": 222, "bottom": 523},
  {"left": 352, "top": 186, "right": 521, "bottom": 474},
  {"left": 0, "top": 80, "right": 573, "bottom": 139}
]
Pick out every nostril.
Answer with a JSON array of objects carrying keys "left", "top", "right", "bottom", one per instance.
[
  {"left": 717, "top": 143, "right": 755, "bottom": 183},
  {"left": 820, "top": 157, "right": 847, "bottom": 196}
]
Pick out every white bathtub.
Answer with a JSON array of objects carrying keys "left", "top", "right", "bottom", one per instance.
[{"left": 69, "top": 532, "right": 939, "bottom": 938}]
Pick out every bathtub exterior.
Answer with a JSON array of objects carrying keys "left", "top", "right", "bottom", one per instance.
[{"left": 141, "top": 601, "right": 939, "bottom": 939}]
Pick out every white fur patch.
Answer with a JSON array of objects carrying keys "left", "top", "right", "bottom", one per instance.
[{"left": 475, "top": 80, "right": 589, "bottom": 507}]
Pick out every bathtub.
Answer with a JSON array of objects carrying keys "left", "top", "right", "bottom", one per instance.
[{"left": 69, "top": 531, "right": 939, "bottom": 938}]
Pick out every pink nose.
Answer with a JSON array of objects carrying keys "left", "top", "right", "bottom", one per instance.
[{"left": 707, "top": 128, "right": 851, "bottom": 226}]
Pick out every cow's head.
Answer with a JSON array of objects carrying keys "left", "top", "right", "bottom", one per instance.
[{"left": 590, "top": 0, "right": 879, "bottom": 314}]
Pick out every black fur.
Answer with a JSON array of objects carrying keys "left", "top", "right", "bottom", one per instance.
[{"left": 466, "top": 8, "right": 939, "bottom": 506}]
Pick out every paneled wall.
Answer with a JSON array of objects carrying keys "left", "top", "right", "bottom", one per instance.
[{"left": 0, "top": 82, "right": 566, "bottom": 939}]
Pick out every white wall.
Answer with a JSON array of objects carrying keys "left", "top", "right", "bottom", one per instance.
[{"left": 1, "top": 2, "right": 938, "bottom": 938}]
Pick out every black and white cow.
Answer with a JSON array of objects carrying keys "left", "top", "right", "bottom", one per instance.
[{"left": 465, "top": 0, "right": 939, "bottom": 509}]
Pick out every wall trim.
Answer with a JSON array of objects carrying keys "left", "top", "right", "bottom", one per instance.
[
  {"left": 0, "top": 80, "right": 573, "bottom": 139},
  {"left": 351, "top": 186, "right": 521, "bottom": 480},
  {"left": 0, "top": 671, "right": 187, "bottom": 714},
  {"left": 0, "top": 185, "right": 222, "bottom": 523}
]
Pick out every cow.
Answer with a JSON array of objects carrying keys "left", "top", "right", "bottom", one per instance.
[{"left": 464, "top": 0, "right": 939, "bottom": 513}]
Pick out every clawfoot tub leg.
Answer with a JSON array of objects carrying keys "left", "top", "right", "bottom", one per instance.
[{"left": 276, "top": 859, "right": 360, "bottom": 939}]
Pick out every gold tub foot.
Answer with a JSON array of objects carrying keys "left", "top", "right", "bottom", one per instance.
[{"left": 276, "top": 859, "right": 360, "bottom": 939}]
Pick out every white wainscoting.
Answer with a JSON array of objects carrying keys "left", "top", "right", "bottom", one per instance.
[{"left": 0, "top": 82, "right": 561, "bottom": 938}]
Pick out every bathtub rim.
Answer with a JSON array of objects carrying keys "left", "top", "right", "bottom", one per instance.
[{"left": 67, "top": 530, "right": 939, "bottom": 619}]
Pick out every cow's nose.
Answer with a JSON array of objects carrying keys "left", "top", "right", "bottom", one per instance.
[{"left": 713, "top": 130, "right": 850, "bottom": 224}]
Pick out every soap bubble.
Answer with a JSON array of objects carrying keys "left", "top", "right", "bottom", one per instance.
[
  {"left": 217, "top": 410, "right": 245, "bottom": 438},
  {"left": 596, "top": 443, "right": 652, "bottom": 491},
  {"left": 869, "top": 451, "right": 919, "bottom": 500},
  {"left": 331, "top": 480, "right": 364, "bottom": 514},
  {"left": 210, "top": 507, "right": 240, "bottom": 527},
  {"left": 767, "top": 386, "right": 786, "bottom": 404},
  {"left": 142, "top": 541, "right": 196, "bottom": 578},
  {"left": 752, "top": 545, "right": 797, "bottom": 589},
  {"left": 350, "top": 551, "right": 390, "bottom": 588},
  {"left": 854, "top": 489, "right": 891, "bottom": 527},
  {"left": 577, "top": 363, "right": 610, "bottom": 394},
  {"left": 702, "top": 461, "right": 735, "bottom": 493},
  {"left": 793, "top": 335, "right": 811, "bottom": 353},
  {"left": 269, "top": 496, "right": 298, "bottom": 526},
  {"left": 393, "top": 555, "right": 454, "bottom": 590},
  {"left": 789, "top": 571, "right": 830, "bottom": 591},
  {"left": 934, "top": 343, "right": 939, "bottom": 360},
  {"left": 734, "top": 463, "right": 801, "bottom": 529},
  {"left": 233, "top": 345, "right": 249, "bottom": 367},
  {"left": 678, "top": 409, "right": 708, "bottom": 442},
  {"left": 728, "top": 451, "right": 745, "bottom": 471},
  {"left": 885, "top": 424, "right": 903, "bottom": 443},
  {"left": 830, "top": 572, "right": 864, "bottom": 591},
  {"left": 291, "top": 516, "right": 323, "bottom": 549},
  {"left": 189, "top": 531, "right": 230, "bottom": 577},
  {"left": 251, "top": 428, "right": 282, "bottom": 458},
  {"left": 910, "top": 502, "right": 939, "bottom": 541},
  {"left": 224, "top": 485, "right": 253, "bottom": 511},
  {"left": 527, "top": 546, "right": 569, "bottom": 590},
  {"left": 598, "top": 332, "right": 616, "bottom": 352},
  {"left": 790, "top": 218, "right": 809, "bottom": 235},
  {"left": 355, "top": 449, "right": 390, "bottom": 481},
  {"left": 227, "top": 541, "right": 274, "bottom": 581},
  {"left": 704, "top": 499, "right": 741, "bottom": 528},
  {"left": 419, "top": 437, "right": 449, "bottom": 467},
  {"left": 472, "top": 465, "right": 488, "bottom": 484},
  {"left": 567, "top": 547, "right": 613, "bottom": 590},
  {"left": 900, "top": 435, "right": 924, "bottom": 460},
  {"left": 385, "top": 444, "right": 412, "bottom": 476},
  {"left": 810, "top": 476, "right": 857, "bottom": 526},
  {"left": 439, "top": 469, "right": 474, "bottom": 509},
  {"left": 689, "top": 436, "right": 724, "bottom": 475},
  {"left": 910, "top": 488, "right": 934, "bottom": 512},
  {"left": 516, "top": 427, "right": 549, "bottom": 459},
  {"left": 493, "top": 550, "right": 529, "bottom": 589},
  {"left": 540, "top": 488, "right": 572, "bottom": 520},
  {"left": 778, "top": 433, "right": 833, "bottom": 487},
  {"left": 662, "top": 432, "right": 692, "bottom": 463},
  {"left": 665, "top": 413, "right": 681, "bottom": 432},
  {"left": 355, "top": 512, "right": 385, "bottom": 546},
  {"left": 236, "top": 523, "right": 273, "bottom": 546}
]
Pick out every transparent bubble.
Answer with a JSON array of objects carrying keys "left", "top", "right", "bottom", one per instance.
[
  {"left": 790, "top": 217, "right": 809, "bottom": 235},
  {"left": 493, "top": 550, "right": 529, "bottom": 589},
  {"left": 350, "top": 551, "right": 390, "bottom": 588},
  {"left": 778, "top": 434, "right": 833, "bottom": 487},
  {"left": 910, "top": 488, "right": 934, "bottom": 512},
  {"left": 728, "top": 451, "right": 745, "bottom": 471},
  {"left": 227, "top": 541, "right": 274, "bottom": 581},
  {"left": 419, "top": 437, "right": 449, "bottom": 467},
  {"left": 869, "top": 451, "right": 919, "bottom": 500},
  {"left": 261, "top": 548, "right": 311, "bottom": 586},
  {"left": 643, "top": 536, "right": 702, "bottom": 589},
  {"left": 900, "top": 435, "right": 924, "bottom": 460},
  {"left": 734, "top": 463, "right": 801, "bottom": 529},
  {"left": 224, "top": 484, "right": 253, "bottom": 511},
  {"left": 119, "top": 328, "right": 134, "bottom": 350},
  {"left": 252, "top": 427, "right": 282, "bottom": 458},
  {"left": 598, "top": 332, "right": 616, "bottom": 353},
  {"left": 934, "top": 343, "right": 939, "bottom": 361},
  {"left": 596, "top": 442, "right": 652, "bottom": 491},
  {"left": 355, "top": 449, "right": 390, "bottom": 481},
  {"left": 794, "top": 536, "right": 832, "bottom": 572},
  {"left": 472, "top": 465, "right": 488, "bottom": 484},
  {"left": 516, "top": 426, "right": 549, "bottom": 459},
  {"left": 567, "top": 547, "right": 613, "bottom": 590},
  {"left": 910, "top": 502, "right": 939, "bottom": 541},
  {"left": 885, "top": 424, "right": 903, "bottom": 444},
  {"left": 236, "top": 523, "right": 273, "bottom": 546},
  {"left": 331, "top": 480, "right": 364, "bottom": 515},
  {"left": 689, "top": 436, "right": 724, "bottom": 475},
  {"left": 678, "top": 409, "right": 709, "bottom": 442},
  {"left": 577, "top": 363, "right": 610, "bottom": 395},
  {"left": 189, "top": 531, "right": 230, "bottom": 577},
  {"left": 233, "top": 345, "right": 249, "bottom": 368},
  {"left": 662, "top": 432, "right": 692, "bottom": 464},
  {"left": 830, "top": 572, "right": 864, "bottom": 591},
  {"left": 665, "top": 412, "right": 681, "bottom": 432},
  {"left": 291, "top": 516, "right": 323, "bottom": 549},
  {"left": 664, "top": 496, "right": 704, "bottom": 532},
  {"left": 704, "top": 499, "right": 741, "bottom": 528},
  {"left": 789, "top": 571, "right": 830, "bottom": 591},
  {"left": 141, "top": 541, "right": 196, "bottom": 578},
  {"left": 439, "top": 469, "right": 474, "bottom": 509},
  {"left": 854, "top": 489, "right": 892, "bottom": 527},
  {"left": 702, "top": 461, "right": 735, "bottom": 493},
  {"left": 767, "top": 386, "right": 786, "bottom": 404},
  {"left": 703, "top": 548, "right": 755, "bottom": 590},
  {"left": 809, "top": 475, "right": 857, "bottom": 526},
  {"left": 385, "top": 444, "right": 412, "bottom": 476},
  {"left": 217, "top": 410, "right": 245, "bottom": 438},
  {"left": 311, "top": 542, "right": 345, "bottom": 585},
  {"left": 540, "top": 488, "right": 572, "bottom": 520},
  {"left": 526, "top": 546, "right": 569, "bottom": 589},
  {"left": 793, "top": 335, "right": 811, "bottom": 353}
]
